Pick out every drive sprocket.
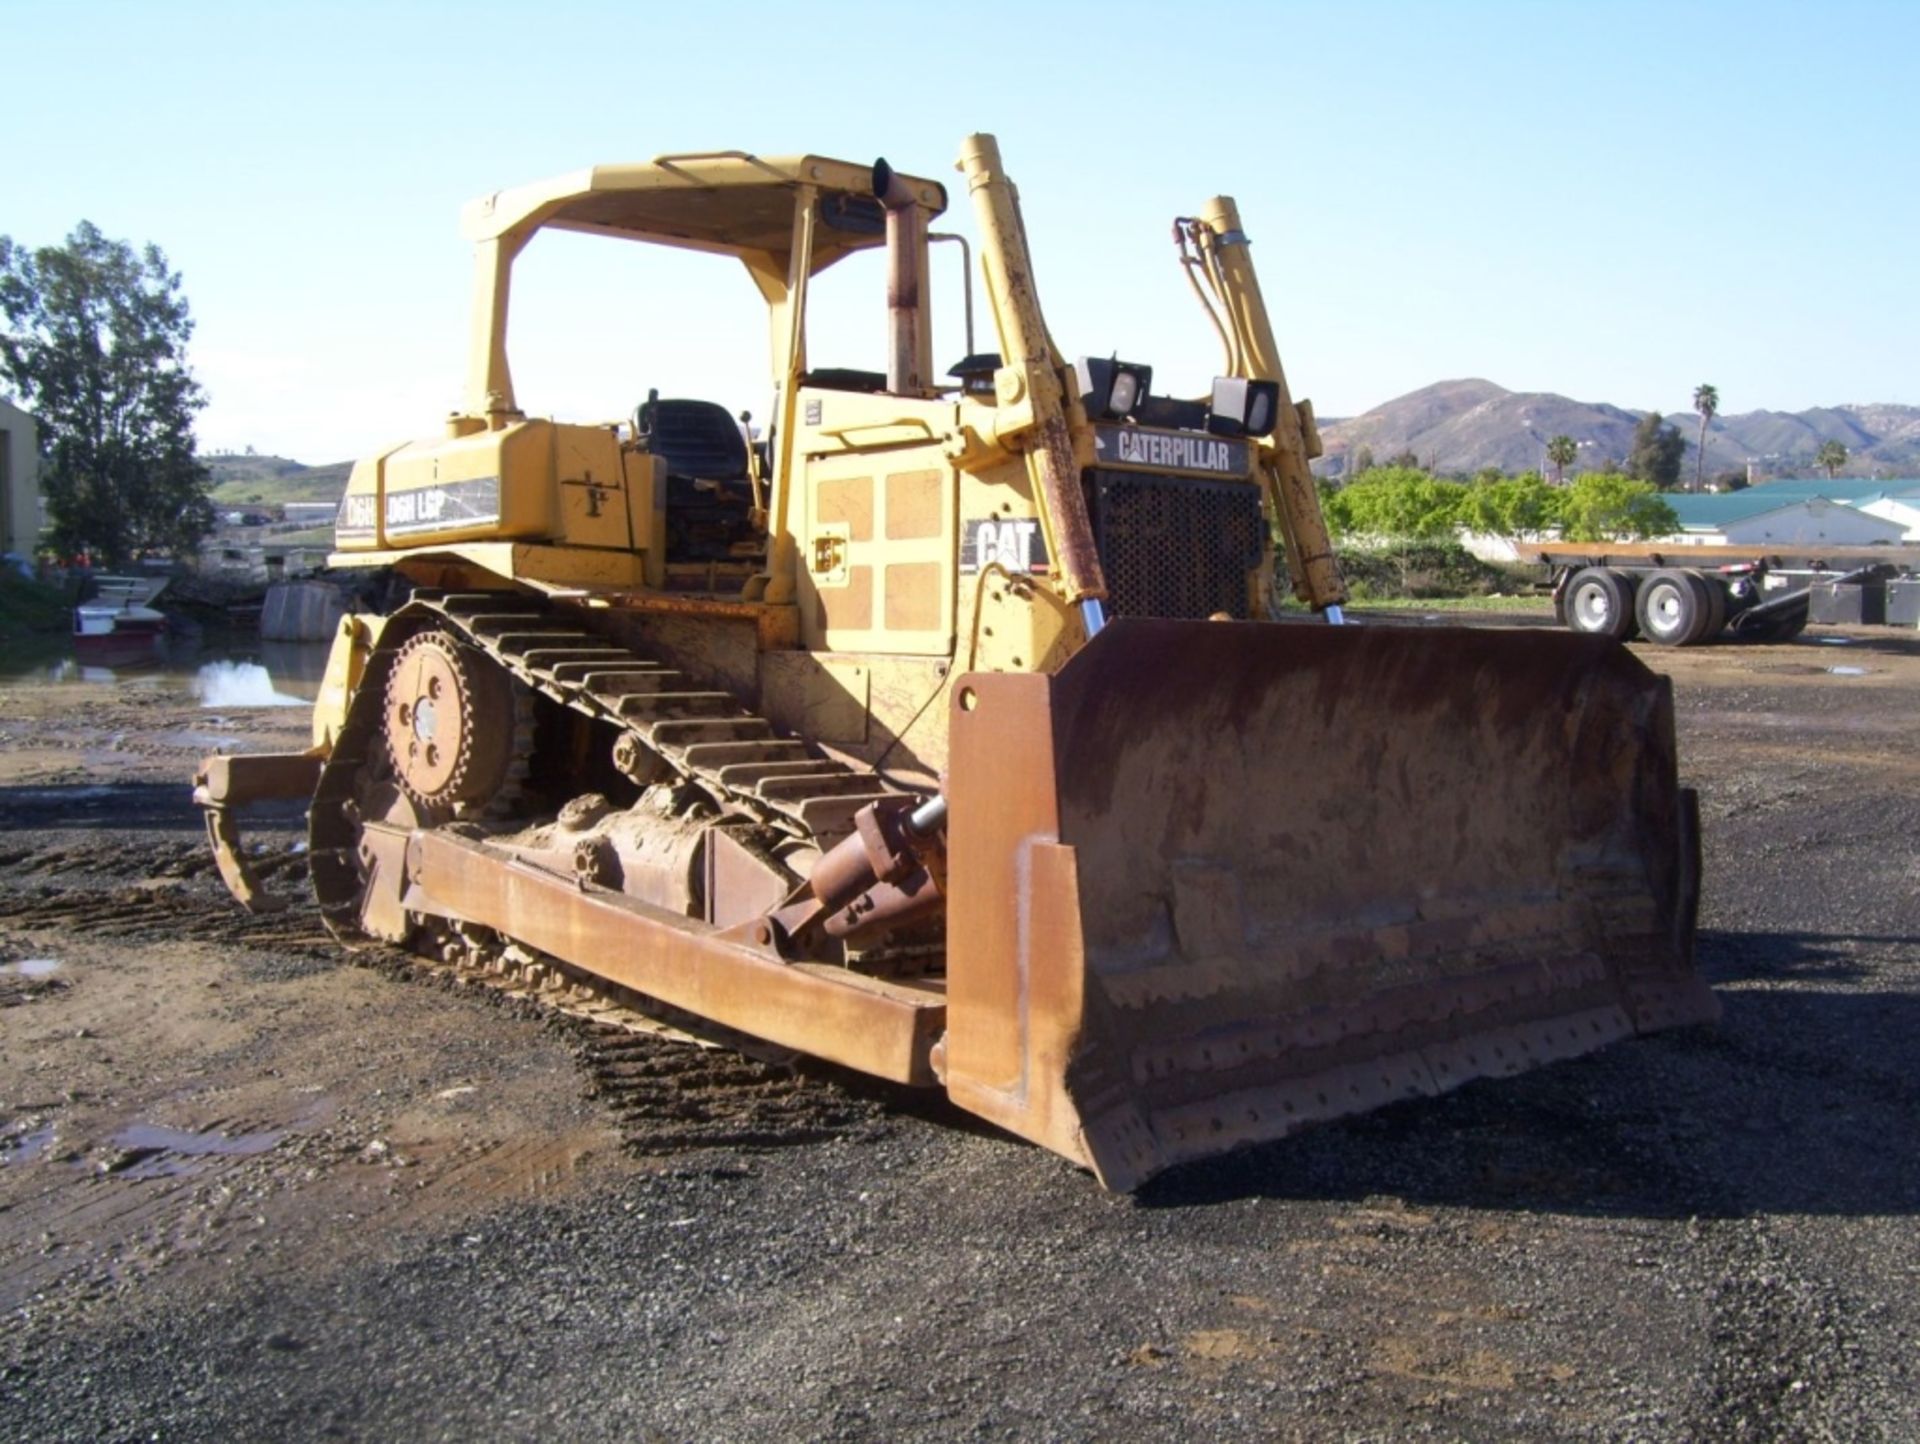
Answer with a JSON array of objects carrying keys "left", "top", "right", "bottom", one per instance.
[{"left": 383, "top": 628, "right": 520, "bottom": 816}]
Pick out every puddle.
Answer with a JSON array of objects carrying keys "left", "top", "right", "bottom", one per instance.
[
  {"left": 0, "top": 958, "right": 62, "bottom": 978},
  {"left": 1816, "top": 636, "right": 1855, "bottom": 646},
  {"left": 1829, "top": 666, "right": 1869, "bottom": 676},
  {"left": 108, "top": 1122, "right": 288, "bottom": 1179},
  {"left": 192, "top": 661, "right": 308, "bottom": 708},
  {"left": 9, "top": 640, "right": 331, "bottom": 699},
  {"left": 2, "top": 1123, "right": 56, "bottom": 1165}
]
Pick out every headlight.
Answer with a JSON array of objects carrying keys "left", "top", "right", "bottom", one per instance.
[
  {"left": 1074, "top": 356, "right": 1154, "bottom": 420},
  {"left": 1208, "top": 377, "right": 1283, "bottom": 438}
]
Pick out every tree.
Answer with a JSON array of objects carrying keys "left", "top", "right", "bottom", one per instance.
[
  {"left": 1691, "top": 383, "right": 1719, "bottom": 491},
  {"left": 1545, "top": 434, "right": 1577, "bottom": 485},
  {"left": 1349, "top": 444, "right": 1374, "bottom": 475},
  {"left": 1461, "top": 471, "right": 1557, "bottom": 538},
  {"left": 1558, "top": 472, "right": 1680, "bottom": 542},
  {"left": 0, "top": 222, "right": 212, "bottom": 563},
  {"left": 1816, "top": 439, "right": 1848, "bottom": 480},
  {"left": 1627, "top": 412, "right": 1686, "bottom": 490},
  {"left": 1320, "top": 465, "right": 1465, "bottom": 541}
]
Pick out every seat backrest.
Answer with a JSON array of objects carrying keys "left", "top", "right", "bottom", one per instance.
[{"left": 643, "top": 398, "right": 748, "bottom": 480}]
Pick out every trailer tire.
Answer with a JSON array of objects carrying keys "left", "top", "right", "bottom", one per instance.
[
  {"left": 1682, "top": 569, "right": 1727, "bottom": 642},
  {"left": 1635, "top": 568, "right": 1709, "bottom": 646},
  {"left": 1565, "top": 567, "right": 1638, "bottom": 640}
]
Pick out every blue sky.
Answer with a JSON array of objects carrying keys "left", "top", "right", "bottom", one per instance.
[{"left": 9, "top": 0, "right": 1916, "bottom": 460}]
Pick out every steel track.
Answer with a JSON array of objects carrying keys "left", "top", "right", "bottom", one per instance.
[{"left": 307, "top": 588, "right": 912, "bottom": 1028}]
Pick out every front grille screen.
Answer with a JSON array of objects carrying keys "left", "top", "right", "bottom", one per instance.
[{"left": 1089, "top": 470, "right": 1265, "bottom": 620}]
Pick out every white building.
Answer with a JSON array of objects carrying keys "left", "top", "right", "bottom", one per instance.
[
  {"left": 0, "top": 397, "right": 42, "bottom": 558},
  {"left": 1657, "top": 492, "right": 1908, "bottom": 548},
  {"left": 1853, "top": 489, "right": 1920, "bottom": 542}
]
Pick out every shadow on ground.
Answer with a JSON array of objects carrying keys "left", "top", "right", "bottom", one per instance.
[{"left": 1134, "top": 926, "right": 1920, "bottom": 1221}]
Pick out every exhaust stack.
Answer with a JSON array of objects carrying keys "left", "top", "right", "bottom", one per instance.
[{"left": 873, "top": 158, "right": 930, "bottom": 396}]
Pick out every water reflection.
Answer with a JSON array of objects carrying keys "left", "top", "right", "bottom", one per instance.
[
  {"left": 0, "top": 958, "right": 62, "bottom": 978},
  {"left": 21, "top": 638, "right": 332, "bottom": 702},
  {"left": 193, "top": 660, "right": 310, "bottom": 708}
]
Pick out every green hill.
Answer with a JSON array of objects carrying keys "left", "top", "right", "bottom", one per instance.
[{"left": 205, "top": 454, "right": 353, "bottom": 507}]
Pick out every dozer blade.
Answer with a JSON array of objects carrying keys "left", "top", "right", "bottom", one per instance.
[{"left": 940, "top": 619, "right": 1713, "bottom": 1191}]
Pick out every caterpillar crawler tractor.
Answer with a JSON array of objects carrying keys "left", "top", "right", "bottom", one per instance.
[{"left": 194, "top": 136, "right": 1715, "bottom": 1190}]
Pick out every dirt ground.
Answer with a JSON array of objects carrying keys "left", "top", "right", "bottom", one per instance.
[{"left": 2, "top": 624, "right": 1917, "bottom": 1443}]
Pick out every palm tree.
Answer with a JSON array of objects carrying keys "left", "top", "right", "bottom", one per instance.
[
  {"left": 1546, "top": 434, "right": 1577, "bottom": 485},
  {"left": 1692, "top": 383, "right": 1719, "bottom": 491},
  {"left": 1816, "top": 439, "right": 1848, "bottom": 480}
]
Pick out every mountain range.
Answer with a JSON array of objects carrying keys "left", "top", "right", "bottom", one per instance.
[
  {"left": 208, "top": 380, "right": 1920, "bottom": 498},
  {"left": 1316, "top": 380, "right": 1920, "bottom": 479}
]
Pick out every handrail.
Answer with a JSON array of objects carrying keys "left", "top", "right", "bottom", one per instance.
[
  {"left": 649, "top": 151, "right": 790, "bottom": 186},
  {"left": 815, "top": 417, "right": 938, "bottom": 442}
]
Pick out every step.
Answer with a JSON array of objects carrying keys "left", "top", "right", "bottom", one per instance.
[
  {"left": 712, "top": 759, "right": 852, "bottom": 790},
  {"left": 617, "top": 691, "right": 741, "bottom": 723},
  {"left": 518, "top": 647, "right": 633, "bottom": 673},
  {"left": 754, "top": 772, "right": 887, "bottom": 802},
  {"left": 490, "top": 631, "right": 598, "bottom": 657},
  {"left": 646, "top": 717, "right": 776, "bottom": 749},
  {"left": 548, "top": 661, "right": 669, "bottom": 686},
  {"left": 437, "top": 593, "right": 524, "bottom": 616},
  {"left": 677, "top": 740, "right": 813, "bottom": 771},
  {"left": 462, "top": 615, "right": 575, "bottom": 640},
  {"left": 586, "top": 673, "right": 696, "bottom": 703}
]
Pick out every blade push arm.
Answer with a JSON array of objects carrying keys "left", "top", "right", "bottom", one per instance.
[
  {"left": 957, "top": 133, "right": 1110, "bottom": 634},
  {"left": 1189, "top": 198, "right": 1348, "bottom": 616}
]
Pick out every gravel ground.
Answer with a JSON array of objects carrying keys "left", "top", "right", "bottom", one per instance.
[{"left": 1, "top": 625, "right": 1916, "bottom": 1442}]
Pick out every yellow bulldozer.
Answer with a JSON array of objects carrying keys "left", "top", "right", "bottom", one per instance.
[{"left": 194, "top": 135, "right": 1715, "bottom": 1190}]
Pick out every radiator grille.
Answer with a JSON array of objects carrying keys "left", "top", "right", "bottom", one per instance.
[{"left": 1090, "top": 470, "right": 1265, "bottom": 620}]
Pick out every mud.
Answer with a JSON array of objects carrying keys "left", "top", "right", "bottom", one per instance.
[{"left": 2, "top": 621, "right": 1918, "bottom": 1441}]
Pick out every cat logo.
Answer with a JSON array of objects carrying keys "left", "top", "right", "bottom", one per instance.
[{"left": 961, "top": 517, "right": 1049, "bottom": 574}]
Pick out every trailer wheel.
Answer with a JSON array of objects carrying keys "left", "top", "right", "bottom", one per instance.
[
  {"left": 1682, "top": 569, "right": 1727, "bottom": 642},
  {"left": 1565, "top": 567, "right": 1638, "bottom": 640},
  {"left": 1635, "top": 568, "right": 1709, "bottom": 646}
]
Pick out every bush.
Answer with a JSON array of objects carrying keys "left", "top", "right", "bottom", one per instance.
[
  {"left": 1320, "top": 465, "right": 1677, "bottom": 545},
  {"left": 0, "top": 569, "right": 76, "bottom": 648},
  {"left": 1338, "top": 541, "right": 1534, "bottom": 601},
  {"left": 1557, "top": 472, "right": 1679, "bottom": 541}
]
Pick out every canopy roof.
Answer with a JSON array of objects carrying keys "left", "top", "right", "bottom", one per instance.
[{"left": 461, "top": 151, "right": 949, "bottom": 274}]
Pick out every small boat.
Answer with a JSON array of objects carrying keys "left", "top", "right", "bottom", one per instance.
[{"left": 74, "top": 575, "right": 170, "bottom": 661}]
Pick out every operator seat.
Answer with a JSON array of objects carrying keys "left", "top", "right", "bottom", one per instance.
[
  {"left": 636, "top": 393, "right": 760, "bottom": 564},
  {"left": 639, "top": 396, "right": 750, "bottom": 483}
]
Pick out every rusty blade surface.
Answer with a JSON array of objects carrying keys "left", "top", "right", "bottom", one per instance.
[{"left": 941, "top": 619, "right": 1714, "bottom": 1191}]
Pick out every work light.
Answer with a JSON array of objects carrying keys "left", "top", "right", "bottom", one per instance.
[
  {"left": 1207, "top": 377, "right": 1282, "bottom": 437},
  {"left": 1074, "top": 356, "right": 1154, "bottom": 420}
]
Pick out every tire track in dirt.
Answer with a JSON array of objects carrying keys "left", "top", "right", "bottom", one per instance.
[{"left": 3, "top": 834, "right": 895, "bottom": 1165}]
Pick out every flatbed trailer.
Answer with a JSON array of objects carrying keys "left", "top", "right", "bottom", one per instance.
[{"left": 1521, "top": 542, "right": 1918, "bottom": 646}]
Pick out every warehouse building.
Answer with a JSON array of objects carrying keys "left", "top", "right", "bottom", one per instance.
[
  {"left": 1850, "top": 486, "right": 1920, "bottom": 542},
  {"left": 1655, "top": 491, "right": 1908, "bottom": 548}
]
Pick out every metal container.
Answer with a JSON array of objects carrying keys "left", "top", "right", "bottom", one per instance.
[
  {"left": 1886, "top": 578, "right": 1920, "bottom": 628},
  {"left": 1809, "top": 578, "right": 1888, "bottom": 626}
]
